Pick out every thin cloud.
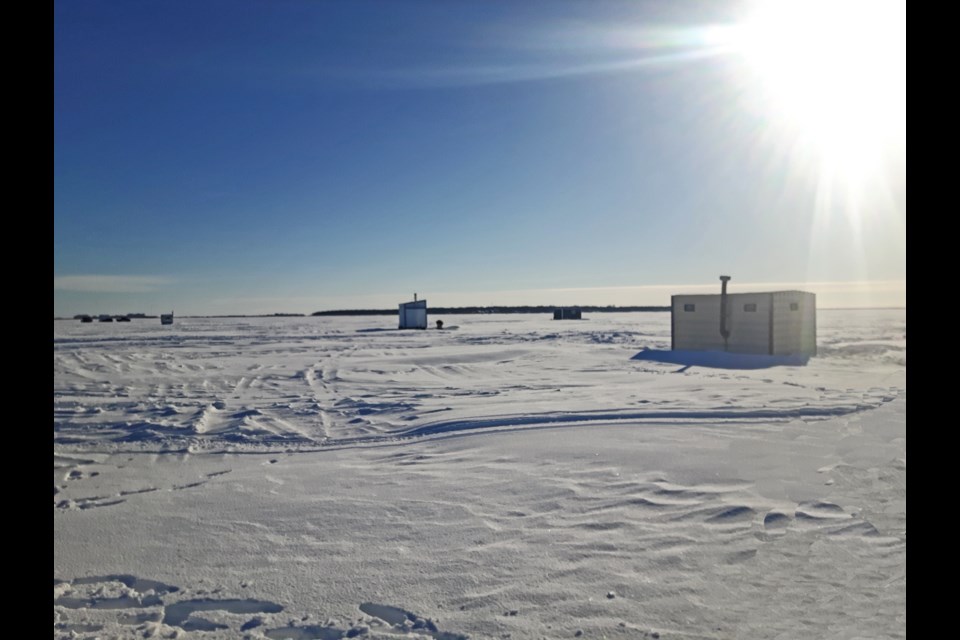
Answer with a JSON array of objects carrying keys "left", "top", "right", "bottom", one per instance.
[
  {"left": 302, "top": 22, "right": 734, "bottom": 90},
  {"left": 54, "top": 275, "right": 173, "bottom": 294},
  {"left": 378, "top": 48, "right": 727, "bottom": 88}
]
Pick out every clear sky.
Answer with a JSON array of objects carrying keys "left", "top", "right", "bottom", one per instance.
[{"left": 54, "top": 0, "right": 905, "bottom": 316}]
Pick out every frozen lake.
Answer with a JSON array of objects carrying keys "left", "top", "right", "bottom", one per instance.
[{"left": 54, "top": 311, "right": 905, "bottom": 639}]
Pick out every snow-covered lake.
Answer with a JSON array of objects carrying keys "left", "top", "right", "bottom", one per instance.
[{"left": 54, "top": 311, "right": 905, "bottom": 639}]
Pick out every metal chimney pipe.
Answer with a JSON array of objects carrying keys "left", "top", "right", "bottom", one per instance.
[
  {"left": 719, "top": 275, "right": 731, "bottom": 351},
  {"left": 414, "top": 293, "right": 417, "bottom": 302}
]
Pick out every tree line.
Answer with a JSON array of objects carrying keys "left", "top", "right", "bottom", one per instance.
[{"left": 312, "top": 306, "right": 669, "bottom": 316}]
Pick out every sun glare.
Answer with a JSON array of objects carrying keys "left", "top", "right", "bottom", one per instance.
[{"left": 729, "top": 0, "right": 905, "bottom": 187}]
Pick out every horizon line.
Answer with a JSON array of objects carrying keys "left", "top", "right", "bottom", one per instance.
[{"left": 54, "top": 305, "right": 906, "bottom": 320}]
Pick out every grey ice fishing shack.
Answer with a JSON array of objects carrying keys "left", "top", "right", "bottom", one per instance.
[{"left": 671, "top": 276, "right": 816, "bottom": 356}]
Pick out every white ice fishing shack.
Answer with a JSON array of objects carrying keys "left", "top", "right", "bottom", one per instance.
[
  {"left": 671, "top": 276, "right": 816, "bottom": 356},
  {"left": 399, "top": 294, "right": 427, "bottom": 329}
]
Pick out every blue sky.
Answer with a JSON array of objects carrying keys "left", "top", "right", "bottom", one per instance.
[{"left": 54, "top": 0, "right": 905, "bottom": 316}]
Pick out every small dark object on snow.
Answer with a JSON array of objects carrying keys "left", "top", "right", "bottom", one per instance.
[{"left": 436, "top": 319, "right": 444, "bottom": 329}]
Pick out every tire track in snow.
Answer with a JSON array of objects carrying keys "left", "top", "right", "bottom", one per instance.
[
  {"left": 320, "top": 394, "right": 902, "bottom": 448},
  {"left": 303, "top": 359, "right": 339, "bottom": 440},
  {"left": 53, "top": 394, "right": 902, "bottom": 454}
]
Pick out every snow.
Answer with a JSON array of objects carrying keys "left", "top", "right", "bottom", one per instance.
[{"left": 54, "top": 310, "right": 905, "bottom": 639}]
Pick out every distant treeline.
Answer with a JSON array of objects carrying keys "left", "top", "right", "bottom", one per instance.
[
  {"left": 72, "top": 313, "right": 157, "bottom": 319},
  {"left": 312, "top": 306, "right": 670, "bottom": 316},
  {"left": 66, "top": 313, "right": 307, "bottom": 320},
  {"left": 177, "top": 313, "right": 307, "bottom": 318}
]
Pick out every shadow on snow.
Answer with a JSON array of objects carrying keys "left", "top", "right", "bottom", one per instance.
[{"left": 631, "top": 348, "right": 809, "bottom": 370}]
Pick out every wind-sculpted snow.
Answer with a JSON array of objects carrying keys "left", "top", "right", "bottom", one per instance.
[
  {"left": 53, "top": 311, "right": 905, "bottom": 453},
  {"left": 55, "top": 311, "right": 905, "bottom": 639},
  {"left": 54, "top": 573, "right": 472, "bottom": 639}
]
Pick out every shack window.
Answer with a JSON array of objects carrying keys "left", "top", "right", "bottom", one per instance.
[
  {"left": 744, "top": 303, "right": 757, "bottom": 312},
  {"left": 790, "top": 302, "right": 799, "bottom": 311},
  {"left": 684, "top": 304, "right": 695, "bottom": 312}
]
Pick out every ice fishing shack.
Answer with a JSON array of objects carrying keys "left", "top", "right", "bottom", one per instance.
[
  {"left": 671, "top": 276, "right": 816, "bottom": 356},
  {"left": 399, "top": 294, "right": 427, "bottom": 330}
]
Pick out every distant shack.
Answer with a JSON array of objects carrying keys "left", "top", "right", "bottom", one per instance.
[
  {"left": 161, "top": 312, "right": 174, "bottom": 325},
  {"left": 399, "top": 295, "right": 427, "bottom": 329},
  {"left": 553, "top": 307, "right": 582, "bottom": 320}
]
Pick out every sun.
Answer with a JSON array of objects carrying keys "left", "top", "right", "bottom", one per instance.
[{"left": 726, "top": 0, "right": 905, "bottom": 187}]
